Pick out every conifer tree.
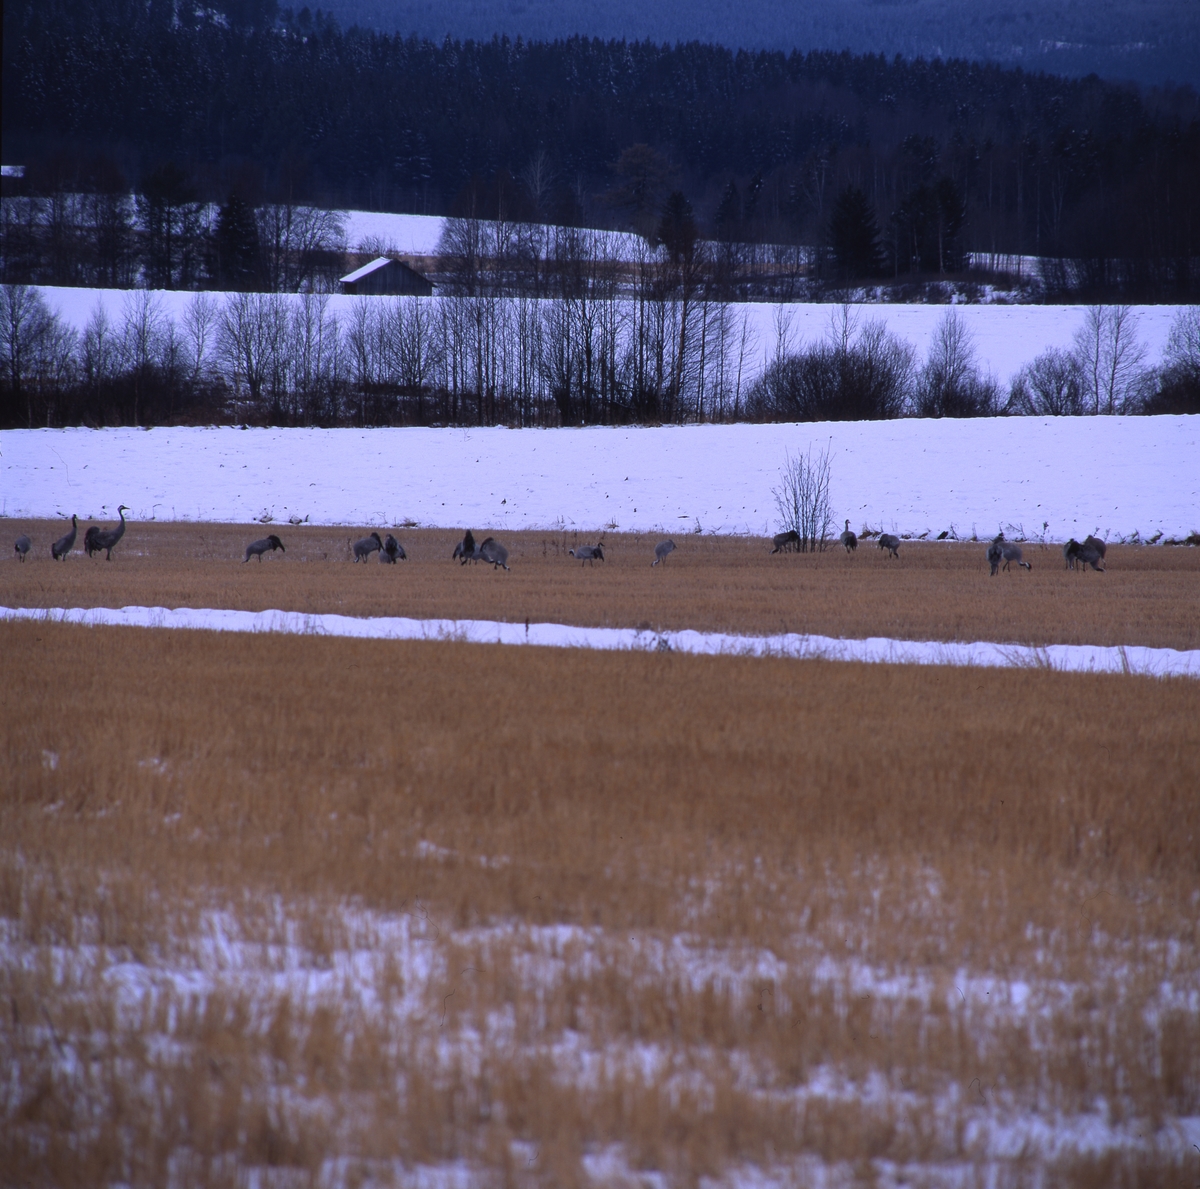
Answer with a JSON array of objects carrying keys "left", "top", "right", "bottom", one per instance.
[{"left": 828, "top": 185, "right": 883, "bottom": 280}]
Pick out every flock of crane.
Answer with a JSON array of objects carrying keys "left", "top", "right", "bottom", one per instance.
[{"left": 11, "top": 510, "right": 1107, "bottom": 575}]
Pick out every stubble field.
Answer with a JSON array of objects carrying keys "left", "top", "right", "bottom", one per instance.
[
  {"left": 3, "top": 521, "right": 1199, "bottom": 650},
  {"left": 2, "top": 614, "right": 1198, "bottom": 1186}
]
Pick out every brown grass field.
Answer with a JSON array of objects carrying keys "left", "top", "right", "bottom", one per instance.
[
  {"left": 3, "top": 520, "right": 1199, "bottom": 649},
  {"left": 2, "top": 621, "right": 1198, "bottom": 1186}
]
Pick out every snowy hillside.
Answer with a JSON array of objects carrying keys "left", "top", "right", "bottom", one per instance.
[{"left": 3, "top": 419, "right": 1196, "bottom": 541}]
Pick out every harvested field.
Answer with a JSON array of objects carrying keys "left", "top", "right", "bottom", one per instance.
[
  {"left": 2, "top": 622, "right": 1198, "bottom": 1185},
  {"left": 3, "top": 521, "right": 1199, "bottom": 650}
]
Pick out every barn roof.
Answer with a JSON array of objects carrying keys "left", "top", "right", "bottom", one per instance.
[{"left": 339, "top": 256, "right": 394, "bottom": 284}]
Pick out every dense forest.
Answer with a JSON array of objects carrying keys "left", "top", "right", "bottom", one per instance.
[
  {"left": 334, "top": 0, "right": 1200, "bottom": 91},
  {"left": 4, "top": 0, "right": 1199, "bottom": 298}
]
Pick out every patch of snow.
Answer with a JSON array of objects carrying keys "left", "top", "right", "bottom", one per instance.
[{"left": 1, "top": 605, "right": 1197, "bottom": 677}]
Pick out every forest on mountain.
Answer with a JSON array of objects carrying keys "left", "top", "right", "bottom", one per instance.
[
  {"left": 3, "top": 0, "right": 1199, "bottom": 298},
  {"left": 333, "top": 0, "right": 1200, "bottom": 91}
]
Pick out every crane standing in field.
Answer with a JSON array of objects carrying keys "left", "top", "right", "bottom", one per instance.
[
  {"left": 453, "top": 529, "right": 478, "bottom": 563},
  {"left": 14, "top": 534, "right": 31, "bottom": 562},
  {"left": 569, "top": 543, "right": 605, "bottom": 566},
  {"left": 380, "top": 534, "right": 407, "bottom": 563},
  {"left": 840, "top": 520, "right": 858, "bottom": 553},
  {"left": 85, "top": 505, "right": 129, "bottom": 560},
  {"left": 877, "top": 533, "right": 901, "bottom": 559},
  {"left": 52, "top": 515, "right": 78, "bottom": 560}
]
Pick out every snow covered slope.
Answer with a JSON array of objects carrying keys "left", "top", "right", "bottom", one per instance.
[{"left": 3, "top": 419, "right": 1196, "bottom": 541}]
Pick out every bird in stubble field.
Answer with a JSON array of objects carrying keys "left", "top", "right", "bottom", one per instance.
[
  {"left": 244, "top": 534, "right": 285, "bottom": 562},
  {"left": 770, "top": 530, "right": 799, "bottom": 554},
  {"left": 453, "top": 529, "right": 478, "bottom": 563},
  {"left": 568, "top": 543, "right": 605, "bottom": 566},
  {"left": 380, "top": 534, "right": 407, "bottom": 563},
  {"left": 840, "top": 520, "right": 858, "bottom": 553},
  {"left": 652, "top": 539, "right": 676, "bottom": 566},
  {"left": 52, "top": 515, "right": 78, "bottom": 560},
  {"left": 1000, "top": 541, "right": 1031, "bottom": 572},
  {"left": 352, "top": 532, "right": 383, "bottom": 562},
  {"left": 85, "top": 505, "right": 129, "bottom": 560},
  {"left": 477, "top": 536, "right": 509, "bottom": 570},
  {"left": 14, "top": 534, "right": 31, "bottom": 562},
  {"left": 1064, "top": 538, "right": 1105, "bottom": 571},
  {"left": 877, "top": 533, "right": 900, "bottom": 559},
  {"left": 986, "top": 539, "right": 1004, "bottom": 576}
]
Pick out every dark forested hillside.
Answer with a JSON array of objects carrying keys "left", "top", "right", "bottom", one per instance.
[
  {"left": 4, "top": 0, "right": 1199, "bottom": 295},
  {"left": 334, "top": 0, "right": 1200, "bottom": 92}
]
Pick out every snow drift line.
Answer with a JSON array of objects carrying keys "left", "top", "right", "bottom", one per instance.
[{"left": 3, "top": 606, "right": 1197, "bottom": 678}]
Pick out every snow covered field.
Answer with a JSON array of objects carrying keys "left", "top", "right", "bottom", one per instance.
[
  {"left": 9, "top": 898, "right": 1194, "bottom": 1187},
  {"left": 4, "top": 417, "right": 1197, "bottom": 541},
  {"left": 31, "top": 286, "right": 1187, "bottom": 393}
]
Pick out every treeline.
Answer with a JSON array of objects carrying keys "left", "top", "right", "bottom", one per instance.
[
  {"left": 0, "top": 185, "right": 349, "bottom": 293},
  {"left": 4, "top": 1, "right": 1199, "bottom": 296},
  {"left": 4, "top": 284, "right": 1197, "bottom": 429}
]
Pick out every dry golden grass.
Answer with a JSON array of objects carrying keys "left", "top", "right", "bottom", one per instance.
[
  {"left": 2, "top": 622, "right": 1198, "bottom": 1185},
  {"left": 4, "top": 519, "right": 1200, "bottom": 649}
]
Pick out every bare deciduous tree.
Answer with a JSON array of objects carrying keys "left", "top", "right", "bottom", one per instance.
[
  {"left": 772, "top": 442, "right": 835, "bottom": 553},
  {"left": 1073, "top": 304, "right": 1148, "bottom": 414}
]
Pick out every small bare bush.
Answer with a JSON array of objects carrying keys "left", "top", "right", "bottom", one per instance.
[{"left": 772, "top": 442, "right": 834, "bottom": 552}]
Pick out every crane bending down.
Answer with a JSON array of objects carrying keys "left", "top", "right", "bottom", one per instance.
[
  {"left": 244, "top": 534, "right": 285, "bottom": 562},
  {"left": 52, "top": 515, "right": 78, "bottom": 560},
  {"left": 352, "top": 532, "right": 383, "bottom": 562},
  {"left": 86, "top": 505, "right": 129, "bottom": 560},
  {"left": 14, "top": 535, "right": 31, "bottom": 562},
  {"left": 652, "top": 539, "right": 676, "bottom": 566}
]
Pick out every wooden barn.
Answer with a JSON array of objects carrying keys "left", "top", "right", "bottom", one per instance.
[{"left": 339, "top": 256, "right": 434, "bottom": 296}]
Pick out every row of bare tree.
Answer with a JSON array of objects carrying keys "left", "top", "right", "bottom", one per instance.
[{"left": 3, "top": 284, "right": 1195, "bottom": 428}]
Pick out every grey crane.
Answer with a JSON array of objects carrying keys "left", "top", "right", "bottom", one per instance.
[
  {"left": 1064, "top": 538, "right": 1104, "bottom": 571},
  {"left": 478, "top": 536, "right": 510, "bottom": 570},
  {"left": 1083, "top": 535, "right": 1108, "bottom": 567},
  {"left": 380, "top": 534, "right": 407, "bottom": 563},
  {"left": 770, "top": 530, "right": 800, "bottom": 554},
  {"left": 52, "top": 515, "right": 77, "bottom": 560},
  {"left": 85, "top": 505, "right": 129, "bottom": 560},
  {"left": 877, "top": 533, "right": 900, "bottom": 559},
  {"left": 840, "top": 520, "right": 858, "bottom": 553},
  {"left": 1001, "top": 541, "right": 1031, "bottom": 572},
  {"left": 352, "top": 532, "right": 383, "bottom": 562},
  {"left": 244, "top": 534, "right": 285, "bottom": 562},
  {"left": 14, "top": 534, "right": 31, "bottom": 562},
  {"left": 569, "top": 543, "right": 605, "bottom": 567},
  {"left": 652, "top": 539, "right": 676, "bottom": 566},
  {"left": 986, "top": 540, "right": 1004, "bottom": 576},
  {"left": 453, "top": 529, "right": 478, "bottom": 563}
]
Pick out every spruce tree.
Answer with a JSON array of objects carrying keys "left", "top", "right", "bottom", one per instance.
[
  {"left": 828, "top": 185, "right": 883, "bottom": 280},
  {"left": 214, "top": 193, "right": 261, "bottom": 290}
]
